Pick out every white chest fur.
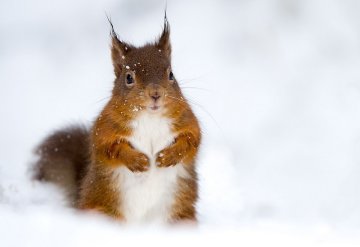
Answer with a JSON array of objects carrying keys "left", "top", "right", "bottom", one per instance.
[
  {"left": 113, "top": 112, "right": 187, "bottom": 223},
  {"left": 129, "top": 111, "right": 175, "bottom": 158}
]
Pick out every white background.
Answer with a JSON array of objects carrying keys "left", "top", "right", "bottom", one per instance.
[{"left": 1, "top": 0, "right": 360, "bottom": 245}]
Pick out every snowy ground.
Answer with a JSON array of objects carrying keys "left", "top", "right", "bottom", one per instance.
[{"left": 1, "top": 0, "right": 360, "bottom": 246}]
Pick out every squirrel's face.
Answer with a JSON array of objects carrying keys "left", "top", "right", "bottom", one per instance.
[{"left": 109, "top": 19, "right": 185, "bottom": 114}]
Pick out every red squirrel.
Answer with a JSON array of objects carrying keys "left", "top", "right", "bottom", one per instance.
[{"left": 33, "top": 16, "right": 201, "bottom": 223}]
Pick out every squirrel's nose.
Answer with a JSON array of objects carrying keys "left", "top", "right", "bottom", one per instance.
[
  {"left": 151, "top": 94, "right": 161, "bottom": 102},
  {"left": 148, "top": 83, "right": 163, "bottom": 102}
]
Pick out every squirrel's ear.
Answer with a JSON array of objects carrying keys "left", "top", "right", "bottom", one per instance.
[
  {"left": 107, "top": 17, "right": 131, "bottom": 77},
  {"left": 111, "top": 37, "right": 131, "bottom": 77},
  {"left": 157, "top": 15, "right": 171, "bottom": 57}
]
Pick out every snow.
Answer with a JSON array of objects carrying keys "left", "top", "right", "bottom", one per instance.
[{"left": 1, "top": 0, "right": 360, "bottom": 245}]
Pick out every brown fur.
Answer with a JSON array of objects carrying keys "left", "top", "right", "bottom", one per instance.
[
  {"left": 34, "top": 17, "right": 201, "bottom": 223},
  {"left": 33, "top": 126, "right": 90, "bottom": 205}
]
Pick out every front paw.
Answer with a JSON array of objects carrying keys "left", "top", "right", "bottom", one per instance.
[
  {"left": 127, "top": 153, "right": 150, "bottom": 172},
  {"left": 156, "top": 150, "right": 181, "bottom": 168}
]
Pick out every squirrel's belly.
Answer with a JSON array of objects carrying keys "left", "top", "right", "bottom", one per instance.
[
  {"left": 113, "top": 165, "right": 186, "bottom": 223},
  {"left": 113, "top": 112, "right": 187, "bottom": 223}
]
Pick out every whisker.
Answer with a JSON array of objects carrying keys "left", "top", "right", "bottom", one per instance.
[
  {"left": 177, "top": 75, "right": 204, "bottom": 85},
  {"left": 180, "top": 86, "right": 211, "bottom": 93},
  {"left": 93, "top": 95, "right": 112, "bottom": 104},
  {"left": 177, "top": 78, "right": 204, "bottom": 86}
]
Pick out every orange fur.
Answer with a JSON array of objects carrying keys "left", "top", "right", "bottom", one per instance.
[{"left": 34, "top": 17, "right": 201, "bottom": 223}]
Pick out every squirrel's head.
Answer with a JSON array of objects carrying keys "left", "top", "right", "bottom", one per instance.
[{"left": 109, "top": 16, "right": 185, "bottom": 114}]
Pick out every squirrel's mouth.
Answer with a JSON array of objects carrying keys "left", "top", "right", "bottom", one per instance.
[
  {"left": 147, "top": 102, "right": 162, "bottom": 112},
  {"left": 150, "top": 105, "right": 160, "bottom": 111},
  {"left": 147, "top": 96, "right": 163, "bottom": 112}
]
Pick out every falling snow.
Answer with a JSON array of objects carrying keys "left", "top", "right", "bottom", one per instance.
[{"left": 1, "top": 0, "right": 360, "bottom": 246}]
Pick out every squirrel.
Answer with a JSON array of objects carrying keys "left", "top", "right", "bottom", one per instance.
[{"left": 33, "top": 16, "right": 201, "bottom": 224}]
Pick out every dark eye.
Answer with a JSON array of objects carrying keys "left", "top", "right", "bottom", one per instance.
[
  {"left": 126, "top": 73, "right": 134, "bottom": 85},
  {"left": 169, "top": 71, "right": 175, "bottom": 81}
]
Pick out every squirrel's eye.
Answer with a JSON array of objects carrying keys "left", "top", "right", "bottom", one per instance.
[
  {"left": 126, "top": 74, "right": 134, "bottom": 85},
  {"left": 169, "top": 71, "right": 175, "bottom": 81}
]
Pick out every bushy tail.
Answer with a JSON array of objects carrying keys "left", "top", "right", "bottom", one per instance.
[{"left": 32, "top": 125, "right": 90, "bottom": 206}]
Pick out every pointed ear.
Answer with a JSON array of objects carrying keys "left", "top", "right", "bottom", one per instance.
[
  {"left": 156, "top": 15, "right": 171, "bottom": 57},
  {"left": 111, "top": 36, "right": 131, "bottom": 77},
  {"left": 107, "top": 17, "right": 131, "bottom": 77}
]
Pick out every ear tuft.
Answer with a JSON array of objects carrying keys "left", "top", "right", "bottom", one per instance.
[
  {"left": 157, "top": 13, "right": 171, "bottom": 57},
  {"left": 106, "top": 15, "right": 131, "bottom": 77}
]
